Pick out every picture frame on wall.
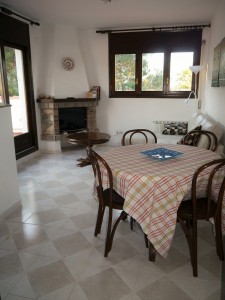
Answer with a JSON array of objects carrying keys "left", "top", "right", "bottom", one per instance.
[
  {"left": 219, "top": 38, "right": 225, "bottom": 86},
  {"left": 211, "top": 43, "right": 220, "bottom": 87},
  {"left": 92, "top": 86, "right": 100, "bottom": 100},
  {"left": 211, "top": 37, "right": 225, "bottom": 87}
]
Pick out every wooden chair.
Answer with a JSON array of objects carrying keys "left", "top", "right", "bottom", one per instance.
[
  {"left": 121, "top": 129, "right": 157, "bottom": 146},
  {"left": 89, "top": 148, "right": 130, "bottom": 257},
  {"left": 182, "top": 129, "right": 218, "bottom": 152},
  {"left": 177, "top": 158, "right": 225, "bottom": 277}
]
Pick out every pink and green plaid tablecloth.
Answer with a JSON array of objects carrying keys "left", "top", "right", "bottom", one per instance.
[{"left": 100, "top": 143, "right": 225, "bottom": 258}]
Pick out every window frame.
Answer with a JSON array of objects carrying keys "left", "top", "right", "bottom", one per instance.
[
  {"left": 109, "top": 30, "right": 202, "bottom": 98},
  {"left": 0, "top": 13, "right": 38, "bottom": 159}
]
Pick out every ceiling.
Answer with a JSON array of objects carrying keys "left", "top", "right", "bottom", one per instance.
[{"left": 0, "top": 0, "right": 220, "bottom": 30}]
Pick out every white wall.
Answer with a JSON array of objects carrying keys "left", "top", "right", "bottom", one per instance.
[
  {"left": 32, "top": 24, "right": 90, "bottom": 99},
  {"left": 204, "top": 0, "right": 225, "bottom": 146},
  {"left": 30, "top": 24, "right": 91, "bottom": 152},
  {"left": 0, "top": 107, "right": 20, "bottom": 216}
]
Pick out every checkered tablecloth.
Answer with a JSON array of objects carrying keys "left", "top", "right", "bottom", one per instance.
[{"left": 100, "top": 143, "right": 225, "bottom": 258}]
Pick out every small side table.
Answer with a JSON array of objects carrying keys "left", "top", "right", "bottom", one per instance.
[{"left": 67, "top": 131, "right": 111, "bottom": 167}]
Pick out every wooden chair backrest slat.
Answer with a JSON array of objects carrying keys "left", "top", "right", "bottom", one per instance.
[{"left": 121, "top": 129, "right": 157, "bottom": 146}]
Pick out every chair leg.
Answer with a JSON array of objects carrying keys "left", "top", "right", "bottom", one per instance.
[
  {"left": 104, "top": 210, "right": 127, "bottom": 257},
  {"left": 192, "top": 220, "right": 198, "bottom": 277},
  {"left": 144, "top": 234, "right": 148, "bottom": 248},
  {"left": 94, "top": 205, "right": 105, "bottom": 236},
  {"left": 149, "top": 241, "right": 156, "bottom": 262},
  {"left": 130, "top": 217, "right": 133, "bottom": 230},
  {"left": 130, "top": 217, "right": 136, "bottom": 230},
  {"left": 214, "top": 216, "right": 224, "bottom": 261},
  {"left": 104, "top": 208, "right": 113, "bottom": 257},
  {"left": 178, "top": 217, "right": 198, "bottom": 277},
  {"left": 143, "top": 234, "right": 156, "bottom": 261}
]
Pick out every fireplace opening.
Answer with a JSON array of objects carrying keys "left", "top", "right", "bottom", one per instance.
[{"left": 58, "top": 107, "right": 87, "bottom": 133}]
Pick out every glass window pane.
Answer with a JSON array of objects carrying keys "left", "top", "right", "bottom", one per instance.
[
  {"left": 142, "top": 53, "right": 164, "bottom": 91},
  {"left": 115, "top": 54, "right": 136, "bottom": 91},
  {"left": 170, "top": 52, "right": 194, "bottom": 91},
  {"left": 0, "top": 71, "right": 3, "bottom": 104},
  {"left": 0, "top": 55, "right": 4, "bottom": 104},
  {"left": 4, "top": 46, "right": 28, "bottom": 136}
]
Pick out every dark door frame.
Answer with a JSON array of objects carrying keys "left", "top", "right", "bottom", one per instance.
[{"left": 0, "top": 13, "right": 38, "bottom": 159}]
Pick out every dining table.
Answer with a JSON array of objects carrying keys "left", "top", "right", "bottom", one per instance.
[{"left": 99, "top": 143, "right": 225, "bottom": 258}]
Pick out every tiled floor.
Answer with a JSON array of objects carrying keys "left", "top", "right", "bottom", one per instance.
[{"left": 0, "top": 144, "right": 223, "bottom": 299}]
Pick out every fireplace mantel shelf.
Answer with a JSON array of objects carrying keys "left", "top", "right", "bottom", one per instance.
[{"left": 37, "top": 97, "right": 99, "bottom": 103}]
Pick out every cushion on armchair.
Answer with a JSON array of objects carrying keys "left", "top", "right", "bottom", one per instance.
[
  {"left": 186, "top": 113, "right": 224, "bottom": 153},
  {"left": 177, "top": 125, "right": 202, "bottom": 145}
]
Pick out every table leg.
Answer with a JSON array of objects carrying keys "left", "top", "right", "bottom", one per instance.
[
  {"left": 76, "top": 146, "right": 92, "bottom": 167},
  {"left": 76, "top": 159, "right": 91, "bottom": 167}
]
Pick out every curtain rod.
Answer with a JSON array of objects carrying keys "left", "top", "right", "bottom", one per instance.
[
  {"left": 0, "top": 6, "right": 40, "bottom": 26},
  {"left": 96, "top": 23, "right": 210, "bottom": 34}
]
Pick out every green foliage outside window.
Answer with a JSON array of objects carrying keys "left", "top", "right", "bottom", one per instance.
[
  {"left": 115, "top": 54, "right": 135, "bottom": 91},
  {"left": 142, "top": 54, "right": 163, "bottom": 91},
  {"left": 142, "top": 69, "right": 163, "bottom": 91},
  {"left": 0, "top": 74, "right": 3, "bottom": 98},
  {"left": 174, "top": 69, "right": 192, "bottom": 91},
  {"left": 114, "top": 53, "right": 192, "bottom": 93},
  {"left": 5, "top": 47, "right": 19, "bottom": 96}
]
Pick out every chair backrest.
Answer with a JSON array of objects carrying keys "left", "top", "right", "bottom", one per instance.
[
  {"left": 121, "top": 129, "right": 157, "bottom": 146},
  {"left": 183, "top": 129, "right": 218, "bottom": 152},
  {"left": 88, "top": 148, "right": 113, "bottom": 206},
  {"left": 191, "top": 158, "right": 225, "bottom": 219}
]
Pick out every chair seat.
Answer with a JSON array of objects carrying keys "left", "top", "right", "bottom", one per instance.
[
  {"left": 178, "top": 198, "right": 217, "bottom": 220},
  {"left": 103, "top": 188, "right": 125, "bottom": 207}
]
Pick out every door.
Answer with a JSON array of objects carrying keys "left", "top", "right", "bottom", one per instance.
[{"left": 0, "top": 13, "right": 38, "bottom": 159}]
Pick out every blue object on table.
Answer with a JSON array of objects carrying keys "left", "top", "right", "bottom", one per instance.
[{"left": 141, "top": 147, "right": 183, "bottom": 161}]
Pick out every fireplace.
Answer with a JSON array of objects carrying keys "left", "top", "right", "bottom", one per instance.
[
  {"left": 59, "top": 107, "right": 87, "bottom": 133},
  {"left": 37, "top": 97, "right": 98, "bottom": 141}
]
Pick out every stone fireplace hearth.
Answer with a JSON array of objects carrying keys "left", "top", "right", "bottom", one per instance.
[{"left": 37, "top": 97, "right": 99, "bottom": 141}]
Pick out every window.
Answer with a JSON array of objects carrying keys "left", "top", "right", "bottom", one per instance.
[
  {"left": 109, "top": 30, "right": 202, "bottom": 98},
  {"left": 115, "top": 54, "right": 136, "bottom": 91},
  {"left": 0, "top": 13, "right": 38, "bottom": 159},
  {"left": 141, "top": 53, "right": 164, "bottom": 91},
  {"left": 4, "top": 46, "right": 29, "bottom": 136}
]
